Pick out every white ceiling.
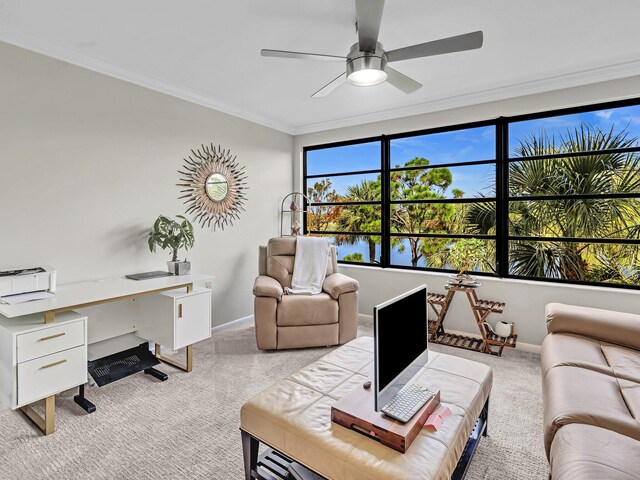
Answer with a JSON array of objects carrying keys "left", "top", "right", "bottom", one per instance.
[{"left": 1, "top": 0, "right": 640, "bottom": 135}]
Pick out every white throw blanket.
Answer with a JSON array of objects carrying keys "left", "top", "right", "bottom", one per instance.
[{"left": 285, "top": 237, "right": 329, "bottom": 295}]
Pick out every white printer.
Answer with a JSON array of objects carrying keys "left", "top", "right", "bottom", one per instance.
[{"left": 0, "top": 266, "right": 57, "bottom": 298}]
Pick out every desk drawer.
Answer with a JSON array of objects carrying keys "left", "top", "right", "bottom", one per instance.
[
  {"left": 17, "top": 345, "right": 87, "bottom": 407},
  {"left": 17, "top": 320, "right": 85, "bottom": 363}
]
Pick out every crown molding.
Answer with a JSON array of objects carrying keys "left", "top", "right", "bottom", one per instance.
[
  {"left": 2, "top": 21, "right": 640, "bottom": 138},
  {"left": 0, "top": 22, "right": 296, "bottom": 135},
  {"left": 291, "top": 59, "right": 640, "bottom": 135}
]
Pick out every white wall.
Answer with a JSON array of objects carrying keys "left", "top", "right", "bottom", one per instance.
[
  {"left": 0, "top": 42, "right": 293, "bottom": 328},
  {"left": 294, "top": 77, "right": 640, "bottom": 347}
]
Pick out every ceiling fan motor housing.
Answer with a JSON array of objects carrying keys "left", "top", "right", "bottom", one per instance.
[{"left": 346, "top": 42, "right": 388, "bottom": 86}]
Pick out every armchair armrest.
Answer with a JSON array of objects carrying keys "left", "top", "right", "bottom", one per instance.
[
  {"left": 322, "top": 273, "right": 359, "bottom": 300},
  {"left": 253, "top": 275, "right": 283, "bottom": 301},
  {"left": 546, "top": 303, "right": 640, "bottom": 349}
]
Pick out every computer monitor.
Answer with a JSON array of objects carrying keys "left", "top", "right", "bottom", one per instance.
[{"left": 373, "top": 285, "right": 429, "bottom": 411}]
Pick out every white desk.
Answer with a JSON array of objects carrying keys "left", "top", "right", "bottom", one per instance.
[{"left": 0, "top": 273, "right": 214, "bottom": 435}]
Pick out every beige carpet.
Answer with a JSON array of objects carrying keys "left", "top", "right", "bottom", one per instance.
[{"left": 0, "top": 317, "right": 548, "bottom": 479}]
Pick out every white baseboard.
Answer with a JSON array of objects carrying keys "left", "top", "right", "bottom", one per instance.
[
  {"left": 445, "top": 328, "right": 541, "bottom": 354},
  {"left": 211, "top": 315, "right": 254, "bottom": 333}
]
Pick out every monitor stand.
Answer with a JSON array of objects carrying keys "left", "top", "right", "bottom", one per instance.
[{"left": 331, "top": 381, "right": 440, "bottom": 453}]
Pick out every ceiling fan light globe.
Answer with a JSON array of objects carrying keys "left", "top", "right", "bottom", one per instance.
[{"left": 347, "top": 68, "right": 388, "bottom": 86}]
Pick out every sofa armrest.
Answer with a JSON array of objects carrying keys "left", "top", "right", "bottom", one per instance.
[
  {"left": 253, "top": 275, "right": 283, "bottom": 301},
  {"left": 322, "top": 273, "right": 359, "bottom": 300},
  {"left": 546, "top": 303, "right": 640, "bottom": 349}
]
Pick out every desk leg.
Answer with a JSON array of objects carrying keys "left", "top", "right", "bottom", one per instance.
[
  {"left": 20, "top": 395, "right": 55, "bottom": 435},
  {"left": 44, "top": 311, "right": 55, "bottom": 324},
  {"left": 155, "top": 344, "right": 193, "bottom": 373}
]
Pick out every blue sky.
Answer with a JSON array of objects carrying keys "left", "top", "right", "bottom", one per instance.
[
  {"left": 306, "top": 104, "right": 640, "bottom": 200},
  {"left": 509, "top": 104, "right": 640, "bottom": 154}
]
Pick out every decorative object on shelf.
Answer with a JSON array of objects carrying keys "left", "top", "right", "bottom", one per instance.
[
  {"left": 281, "top": 192, "right": 309, "bottom": 237},
  {"left": 447, "top": 238, "right": 487, "bottom": 283},
  {"left": 427, "top": 284, "right": 516, "bottom": 357},
  {"left": 447, "top": 275, "right": 480, "bottom": 287},
  {"left": 177, "top": 143, "right": 248, "bottom": 230},
  {"left": 148, "top": 215, "right": 195, "bottom": 275},
  {"left": 494, "top": 320, "right": 514, "bottom": 338}
]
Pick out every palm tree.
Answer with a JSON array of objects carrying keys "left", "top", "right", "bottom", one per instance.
[
  {"left": 335, "top": 179, "right": 381, "bottom": 263},
  {"left": 481, "top": 124, "right": 640, "bottom": 282}
]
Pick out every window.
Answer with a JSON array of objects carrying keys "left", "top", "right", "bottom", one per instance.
[
  {"left": 388, "top": 125, "right": 496, "bottom": 272},
  {"left": 507, "top": 103, "right": 640, "bottom": 285},
  {"left": 303, "top": 98, "right": 640, "bottom": 289},
  {"left": 305, "top": 140, "right": 382, "bottom": 264}
]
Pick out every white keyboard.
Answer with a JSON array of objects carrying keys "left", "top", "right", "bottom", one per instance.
[{"left": 381, "top": 383, "right": 435, "bottom": 423}]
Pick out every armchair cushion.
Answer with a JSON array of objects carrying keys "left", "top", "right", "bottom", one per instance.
[
  {"left": 253, "top": 275, "right": 283, "bottom": 301},
  {"left": 322, "top": 273, "right": 359, "bottom": 300}
]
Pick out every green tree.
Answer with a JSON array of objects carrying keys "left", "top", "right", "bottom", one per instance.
[
  {"left": 469, "top": 124, "right": 640, "bottom": 282},
  {"left": 342, "top": 252, "right": 364, "bottom": 262},
  {"left": 390, "top": 158, "right": 455, "bottom": 267},
  {"left": 306, "top": 180, "right": 341, "bottom": 231},
  {"left": 335, "top": 179, "right": 381, "bottom": 263}
]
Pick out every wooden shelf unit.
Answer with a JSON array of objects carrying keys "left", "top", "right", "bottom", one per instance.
[{"left": 428, "top": 284, "right": 516, "bottom": 357}]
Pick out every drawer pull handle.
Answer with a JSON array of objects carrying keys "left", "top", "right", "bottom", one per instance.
[
  {"left": 178, "top": 304, "right": 183, "bottom": 318},
  {"left": 38, "top": 332, "right": 66, "bottom": 342},
  {"left": 40, "top": 359, "right": 67, "bottom": 370}
]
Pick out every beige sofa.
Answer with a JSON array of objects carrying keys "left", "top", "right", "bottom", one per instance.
[
  {"left": 542, "top": 303, "right": 640, "bottom": 479},
  {"left": 252, "top": 237, "right": 359, "bottom": 350}
]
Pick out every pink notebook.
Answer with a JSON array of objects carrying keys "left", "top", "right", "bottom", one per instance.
[{"left": 424, "top": 405, "right": 452, "bottom": 431}]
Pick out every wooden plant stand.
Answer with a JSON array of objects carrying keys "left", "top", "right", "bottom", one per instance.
[{"left": 428, "top": 284, "right": 517, "bottom": 356}]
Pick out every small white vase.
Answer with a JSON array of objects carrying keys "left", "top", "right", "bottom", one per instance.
[{"left": 494, "top": 321, "right": 513, "bottom": 338}]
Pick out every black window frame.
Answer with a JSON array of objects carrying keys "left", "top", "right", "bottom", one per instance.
[
  {"left": 304, "top": 136, "right": 384, "bottom": 266},
  {"left": 303, "top": 97, "right": 640, "bottom": 291}
]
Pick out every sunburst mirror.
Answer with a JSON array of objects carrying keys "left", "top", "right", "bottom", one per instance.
[{"left": 177, "top": 143, "right": 248, "bottom": 230}]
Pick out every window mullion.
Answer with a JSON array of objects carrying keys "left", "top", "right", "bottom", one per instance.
[
  {"left": 496, "top": 118, "right": 509, "bottom": 278},
  {"left": 381, "top": 135, "right": 390, "bottom": 268}
]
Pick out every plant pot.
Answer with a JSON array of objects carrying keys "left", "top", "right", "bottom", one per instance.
[
  {"left": 494, "top": 321, "right": 513, "bottom": 338},
  {"left": 448, "top": 273, "right": 477, "bottom": 285},
  {"left": 167, "top": 261, "right": 191, "bottom": 276}
]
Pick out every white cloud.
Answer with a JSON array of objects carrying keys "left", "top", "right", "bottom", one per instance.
[{"left": 595, "top": 110, "right": 614, "bottom": 120}]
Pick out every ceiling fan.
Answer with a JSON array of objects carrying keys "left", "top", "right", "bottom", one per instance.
[{"left": 261, "top": 0, "right": 483, "bottom": 97}]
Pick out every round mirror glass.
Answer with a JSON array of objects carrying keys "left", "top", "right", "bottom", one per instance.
[{"left": 205, "top": 173, "right": 229, "bottom": 201}]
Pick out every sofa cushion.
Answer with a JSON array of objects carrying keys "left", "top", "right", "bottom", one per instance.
[
  {"left": 266, "top": 237, "right": 336, "bottom": 288},
  {"left": 546, "top": 303, "right": 640, "bottom": 350},
  {"left": 253, "top": 275, "right": 284, "bottom": 301},
  {"left": 542, "top": 333, "right": 640, "bottom": 383},
  {"left": 277, "top": 293, "right": 339, "bottom": 326},
  {"left": 322, "top": 273, "right": 359, "bottom": 300},
  {"left": 550, "top": 424, "right": 640, "bottom": 480},
  {"left": 543, "top": 364, "right": 640, "bottom": 457}
]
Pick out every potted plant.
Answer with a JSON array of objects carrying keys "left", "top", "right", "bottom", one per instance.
[
  {"left": 448, "top": 238, "right": 486, "bottom": 283},
  {"left": 148, "top": 215, "right": 195, "bottom": 275}
]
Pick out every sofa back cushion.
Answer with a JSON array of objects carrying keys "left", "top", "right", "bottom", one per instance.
[
  {"left": 546, "top": 303, "right": 640, "bottom": 350},
  {"left": 265, "top": 237, "right": 336, "bottom": 288}
]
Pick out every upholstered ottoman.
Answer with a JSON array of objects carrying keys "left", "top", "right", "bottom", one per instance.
[{"left": 240, "top": 337, "right": 492, "bottom": 480}]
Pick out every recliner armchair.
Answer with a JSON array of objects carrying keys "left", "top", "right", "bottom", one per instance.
[{"left": 253, "top": 237, "right": 359, "bottom": 350}]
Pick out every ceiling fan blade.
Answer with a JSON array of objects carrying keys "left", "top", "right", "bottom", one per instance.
[
  {"left": 385, "top": 67, "right": 422, "bottom": 94},
  {"left": 355, "top": 0, "right": 385, "bottom": 53},
  {"left": 386, "top": 31, "right": 484, "bottom": 63},
  {"left": 261, "top": 49, "right": 346, "bottom": 61},
  {"left": 311, "top": 72, "right": 347, "bottom": 98}
]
